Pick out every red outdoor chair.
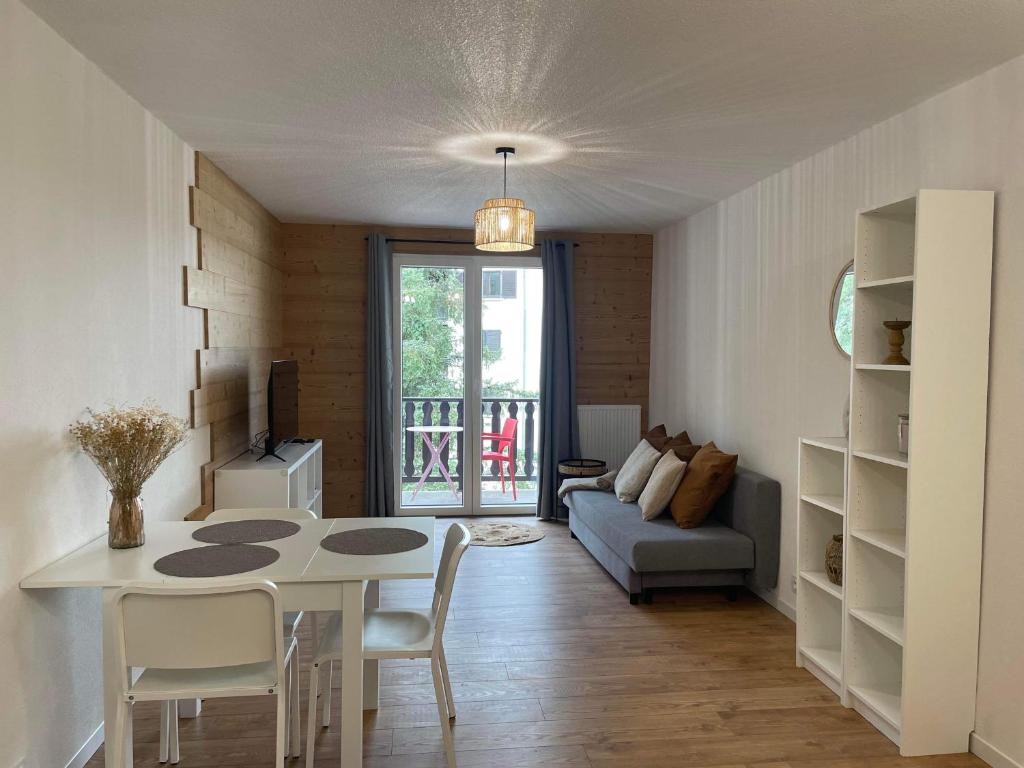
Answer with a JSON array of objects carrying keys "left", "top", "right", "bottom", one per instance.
[{"left": 481, "top": 418, "right": 519, "bottom": 500}]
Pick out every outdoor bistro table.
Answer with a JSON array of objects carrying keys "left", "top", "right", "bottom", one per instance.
[{"left": 406, "top": 425, "right": 463, "bottom": 500}]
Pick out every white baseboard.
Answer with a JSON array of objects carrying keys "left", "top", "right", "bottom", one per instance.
[
  {"left": 774, "top": 597, "right": 796, "bottom": 622},
  {"left": 971, "top": 732, "right": 1023, "bottom": 768},
  {"left": 62, "top": 669, "right": 149, "bottom": 768},
  {"left": 65, "top": 723, "right": 103, "bottom": 768},
  {"left": 751, "top": 586, "right": 796, "bottom": 622}
]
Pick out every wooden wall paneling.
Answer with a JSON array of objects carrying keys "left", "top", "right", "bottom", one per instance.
[
  {"left": 569, "top": 233, "right": 653, "bottom": 429},
  {"left": 184, "top": 153, "right": 285, "bottom": 519},
  {"left": 282, "top": 224, "right": 370, "bottom": 516},
  {"left": 281, "top": 224, "right": 652, "bottom": 517}
]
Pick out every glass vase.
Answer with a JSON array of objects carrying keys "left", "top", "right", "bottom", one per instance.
[{"left": 109, "top": 493, "right": 145, "bottom": 549}]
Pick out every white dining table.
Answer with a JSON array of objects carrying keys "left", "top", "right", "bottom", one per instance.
[{"left": 20, "top": 516, "right": 436, "bottom": 768}]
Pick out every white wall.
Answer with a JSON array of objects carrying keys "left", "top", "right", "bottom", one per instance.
[
  {"left": 0, "top": 1, "right": 208, "bottom": 765},
  {"left": 651, "top": 55, "right": 1024, "bottom": 765}
]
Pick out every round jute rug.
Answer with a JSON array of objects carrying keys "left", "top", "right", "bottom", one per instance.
[{"left": 466, "top": 521, "right": 545, "bottom": 547}]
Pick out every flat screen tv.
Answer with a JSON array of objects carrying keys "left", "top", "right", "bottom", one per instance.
[{"left": 263, "top": 360, "right": 299, "bottom": 460}]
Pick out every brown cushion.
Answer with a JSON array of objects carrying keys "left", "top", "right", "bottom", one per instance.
[
  {"left": 669, "top": 442, "right": 738, "bottom": 529},
  {"left": 644, "top": 424, "right": 692, "bottom": 453},
  {"left": 662, "top": 432, "right": 697, "bottom": 461},
  {"left": 642, "top": 424, "right": 669, "bottom": 450}
]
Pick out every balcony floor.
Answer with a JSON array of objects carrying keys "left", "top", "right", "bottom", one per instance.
[{"left": 401, "top": 484, "right": 538, "bottom": 509}]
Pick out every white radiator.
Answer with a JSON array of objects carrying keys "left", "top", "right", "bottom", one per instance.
[{"left": 577, "top": 404, "right": 642, "bottom": 470}]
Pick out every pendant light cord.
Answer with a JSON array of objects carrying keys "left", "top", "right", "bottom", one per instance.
[{"left": 494, "top": 145, "right": 516, "bottom": 199}]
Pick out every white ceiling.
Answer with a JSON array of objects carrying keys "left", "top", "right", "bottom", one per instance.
[{"left": 24, "top": 0, "right": 1024, "bottom": 232}]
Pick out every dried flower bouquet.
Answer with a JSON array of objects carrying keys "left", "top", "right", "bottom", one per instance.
[{"left": 70, "top": 402, "right": 189, "bottom": 548}]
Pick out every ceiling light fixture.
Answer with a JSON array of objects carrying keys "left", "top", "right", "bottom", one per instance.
[{"left": 474, "top": 147, "right": 535, "bottom": 252}]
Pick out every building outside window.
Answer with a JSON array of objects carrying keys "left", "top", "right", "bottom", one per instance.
[
  {"left": 481, "top": 329, "right": 502, "bottom": 354},
  {"left": 482, "top": 269, "right": 517, "bottom": 299}
]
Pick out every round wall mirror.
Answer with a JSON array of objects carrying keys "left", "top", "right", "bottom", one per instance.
[{"left": 830, "top": 260, "right": 854, "bottom": 357}]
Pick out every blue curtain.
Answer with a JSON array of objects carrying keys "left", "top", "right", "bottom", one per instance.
[
  {"left": 537, "top": 240, "right": 580, "bottom": 520},
  {"left": 365, "top": 233, "right": 395, "bottom": 516}
]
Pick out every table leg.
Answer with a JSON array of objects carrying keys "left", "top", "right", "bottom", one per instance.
[
  {"left": 363, "top": 580, "right": 380, "bottom": 710},
  {"left": 102, "top": 588, "right": 125, "bottom": 768},
  {"left": 410, "top": 433, "right": 441, "bottom": 500},
  {"left": 178, "top": 698, "right": 202, "bottom": 718},
  {"left": 433, "top": 433, "right": 460, "bottom": 498},
  {"left": 340, "top": 580, "right": 365, "bottom": 768}
]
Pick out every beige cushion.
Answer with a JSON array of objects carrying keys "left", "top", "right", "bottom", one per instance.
[
  {"left": 614, "top": 440, "right": 662, "bottom": 502},
  {"left": 638, "top": 452, "right": 688, "bottom": 521}
]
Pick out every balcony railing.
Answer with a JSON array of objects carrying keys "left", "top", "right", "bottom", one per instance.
[{"left": 401, "top": 397, "right": 539, "bottom": 487}]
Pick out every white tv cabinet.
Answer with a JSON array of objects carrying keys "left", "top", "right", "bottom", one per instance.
[{"left": 214, "top": 439, "right": 323, "bottom": 516}]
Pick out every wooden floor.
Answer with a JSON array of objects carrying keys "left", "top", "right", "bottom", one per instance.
[{"left": 87, "top": 517, "right": 985, "bottom": 768}]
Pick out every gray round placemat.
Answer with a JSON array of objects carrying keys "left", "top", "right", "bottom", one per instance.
[
  {"left": 153, "top": 544, "right": 280, "bottom": 577},
  {"left": 192, "top": 519, "right": 301, "bottom": 544},
  {"left": 320, "top": 528, "right": 428, "bottom": 556}
]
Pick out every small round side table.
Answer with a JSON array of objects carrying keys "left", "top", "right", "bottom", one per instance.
[
  {"left": 557, "top": 458, "right": 608, "bottom": 480},
  {"left": 557, "top": 458, "right": 608, "bottom": 516}
]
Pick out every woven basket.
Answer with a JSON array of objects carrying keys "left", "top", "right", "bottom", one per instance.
[
  {"left": 557, "top": 459, "right": 607, "bottom": 478},
  {"left": 825, "top": 534, "right": 843, "bottom": 586}
]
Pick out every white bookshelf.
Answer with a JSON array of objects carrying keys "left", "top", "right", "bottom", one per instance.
[
  {"left": 795, "top": 436, "right": 847, "bottom": 698},
  {"left": 214, "top": 439, "right": 324, "bottom": 516},
  {"left": 844, "top": 190, "right": 993, "bottom": 755}
]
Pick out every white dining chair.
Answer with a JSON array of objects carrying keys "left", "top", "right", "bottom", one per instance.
[
  {"left": 110, "top": 581, "right": 295, "bottom": 768},
  {"left": 158, "top": 507, "right": 318, "bottom": 762},
  {"left": 207, "top": 506, "right": 320, "bottom": 646},
  {"left": 305, "top": 523, "right": 471, "bottom": 768}
]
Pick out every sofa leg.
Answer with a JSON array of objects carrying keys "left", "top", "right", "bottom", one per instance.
[
  {"left": 643, "top": 589, "right": 653, "bottom": 605},
  {"left": 569, "top": 529, "right": 578, "bottom": 540},
  {"left": 726, "top": 586, "right": 739, "bottom": 602},
  {"left": 629, "top": 593, "right": 640, "bottom": 606}
]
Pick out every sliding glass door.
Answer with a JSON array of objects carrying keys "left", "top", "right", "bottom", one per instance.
[
  {"left": 478, "top": 265, "right": 543, "bottom": 511},
  {"left": 393, "top": 254, "right": 542, "bottom": 516}
]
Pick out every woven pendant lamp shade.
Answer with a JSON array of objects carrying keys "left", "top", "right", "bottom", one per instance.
[{"left": 475, "top": 197, "right": 535, "bottom": 252}]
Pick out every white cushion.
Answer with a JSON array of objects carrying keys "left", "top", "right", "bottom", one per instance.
[
  {"left": 638, "top": 452, "right": 688, "bottom": 521},
  {"left": 613, "top": 440, "right": 662, "bottom": 502}
]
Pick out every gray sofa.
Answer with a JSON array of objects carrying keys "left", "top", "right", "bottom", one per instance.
[{"left": 566, "top": 466, "right": 781, "bottom": 604}]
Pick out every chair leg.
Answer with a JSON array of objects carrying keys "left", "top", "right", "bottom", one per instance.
[
  {"left": 439, "top": 645, "right": 455, "bottom": 720},
  {"left": 275, "top": 688, "right": 287, "bottom": 768},
  {"left": 159, "top": 701, "right": 169, "bottom": 763},
  {"left": 125, "top": 700, "right": 135, "bottom": 766},
  {"left": 499, "top": 461, "right": 506, "bottom": 493},
  {"left": 310, "top": 611, "right": 320, "bottom": 647},
  {"left": 289, "top": 652, "right": 301, "bottom": 757},
  {"left": 168, "top": 699, "right": 180, "bottom": 764},
  {"left": 312, "top": 611, "right": 324, "bottom": 704},
  {"left": 283, "top": 664, "right": 289, "bottom": 758},
  {"left": 509, "top": 460, "right": 517, "bottom": 501},
  {"left": 305, "top": 662, "right": 320, "bottom": 768},
  {"left": 321, "top": 659, "right": 333, "bottom": 727},
  {"left": 109, "top": 700, "right": 129, "bottom": 768},
  {"left": 431, "top": 655, "right": 458, "bottom": 768}
]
